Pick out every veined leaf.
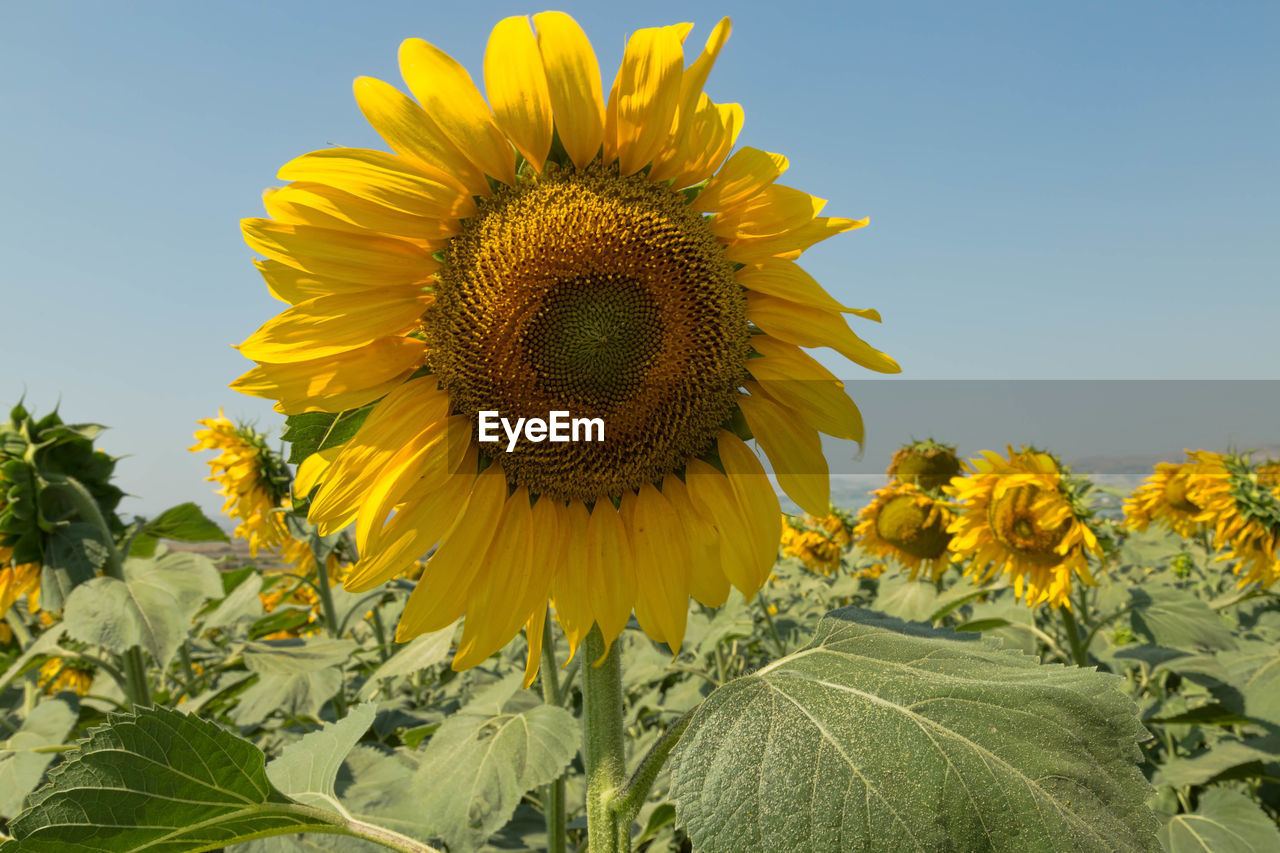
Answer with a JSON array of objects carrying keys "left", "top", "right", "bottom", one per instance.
[
  {"left": 671, "top": 607, "right": 1160, "bottom": 852},
  {"left": 0, "top": 698, "right": 79, "bottom": 818},
  {"left": 267, "top": 704, "right": 377, "bottom": 814},
  {"left": 62, "top": 551, "right": 223, "bottom": 667},
  {"left": 232, "top": 637, "right": 356, "bottom": 726},
  {"left": 1128, "top": 586, "right": 1237, "bottom": 652},
  {"left": 1157, "top": 787, "right": 1280, "bottom": 853},
  {"left": 133, "top": 502, "right": 229, "bottom": 555},
  {"left": 3, "top": 706, "right": 345, "bottom": 852},
  {"left": 357, "top": 627, "right": 454, "bottom": 701},
  {"left": 283, "top": 407, "right": 372, "bottom": 467}
]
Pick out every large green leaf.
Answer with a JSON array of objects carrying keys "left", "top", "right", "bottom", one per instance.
[
  {"left": 40, "top": 521, "right": 109, "bottom": 611},
  {"left": 282, "top": 407, "right": 372, "bottom": 467},
  {"left": 131, "top": 502, "right": 229, "bottom": 556},
  {"left": 357, "top": 628, "right": 454, "bottom": 701},
  {"left": 671, "top": 607, "right": 1160, "bottom": 852},
  {"left": 233, "top": 638, "right": 355, "bottom": 726},
  {"left": 1128, "top": 587, "right": 1237, "bottom": 652},
  {"left": 1214, "top": 641, "right": 1280, "bottom": 727},
  {"left": 2, "top": 706, "right": 344, "bottom": 852},
  {"left": 871, "top": 572, "right": 939, "bottom": 622},
  {"left": 406, "top": 682, "right": 579, "bottom": 852},
  {"left": 266, "top": 704, "right": 377, "bottom": 813},
  {"left": 62, "top": 551, "right": 223, "bottom": 667},
  {"left": 1157, "top": 787, "right": 1280, "bottom": 853},
  {"left": 1154, "top": 736, "right": 1280, "bottom": 788},
  {"left": 0, "top": 698, "right": 79, "bottom": 818}
]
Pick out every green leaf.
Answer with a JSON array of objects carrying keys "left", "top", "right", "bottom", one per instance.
[
  {"left": 140, "top": 502, "right": 229, "bottom": 544},
  {"left": 266, "top": 704, "right": 376, "bottom": 814},
  {"left": 405, "top": 690, "right": 578, "bottom": 852},
  {"left": 233, "top": 638, "right": 356, "bottom": 726},
  {"left": 202, "top": 572, "right": 266, "bottom": 632},
  {"left": 871, "top": 572, "right": 939, "bottom": 622},
  {"left": 3, "top": 706, "right": 344, "bottom": 851},
  {"left": 1157, "top": 787, "right": 1280, "bottom": 853},
  {"left": 62, "top": 551, "right": 223, "bottom": 667},
  {"left": 671, "top": 607, "right": 1160, "bottom": 853},
  {"left": 41, "top": 522, "right": 109, "bottom": 611},
  {"left": 283, "top": 407, "right": 372, "bottom": 467},
  {"left": 1128, "top": 587, "right": 1237, "bottom": 652},
  {"left": 1154, "top": 735, "right": 1280, "bottom": 788},
  {"left": 357, "top": 628, "right": 454, "bottom": 701},
  {"left": 1215, "top": 641, "right": 1280, "bottom": 727},
  {"left": 0, "top": 698, "right": 79, "bottom": 818}
]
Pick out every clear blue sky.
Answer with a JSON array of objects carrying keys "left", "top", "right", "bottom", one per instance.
[{"left": 2, "top": 1, "right": 1277, "bottom": 519}]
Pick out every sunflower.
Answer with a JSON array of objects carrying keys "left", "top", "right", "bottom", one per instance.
[
  {"left": 780, "top": 511, "right": 853, "bottom": 575},
  {"left": 854, "top": 482, "right": 953, "bottom": 581},
  {"left": 232, "top": 13, "right": 897, "bottom": 681},
  {"left": 1122, "top": 457, "right": 1207, "bottom": 539},
  {"left": 39, "top": 658, "right": 95, "bottom": 696},
  {"left": 190, "top": 411, "right": 304, "bottom": 562},
  {"left": 945, "top": 447, "right": 1101, "bottom": 609},
  {"left": 886, "top": 439, "right": 961, "bottom": 492},
  {"left": 1184, "top": 451, "right": 1280, "bottom": 588}
]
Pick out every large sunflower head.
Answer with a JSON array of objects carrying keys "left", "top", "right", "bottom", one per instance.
[
  {"left": 1123, "top": 457, "right": 1206, "bottom": 538},
  {"left": 1184, "top": 450, "right": 1280, "bottom": 588},
  {"left": 232, "top": 13, "right": 899, "bottom": 681},
  {"left": 190, "top": 411, "right": 293, "bottom": 556},
  {"left": 886, "top": 439, "right": 960, "bottom": 492},
  {"left": 854, "top": 482, "right": 954, "bottom": 581},
  {"left": 944, "top": 447, "right": 1101, "bottom": 609}
]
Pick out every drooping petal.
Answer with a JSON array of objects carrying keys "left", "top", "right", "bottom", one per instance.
[
  {"left": 533, "top": 11, "right": 605, "bottom": 170},
  {"left": 585, "top": 499, "right": 637, "bottom": 651},
  {"left": 747, "top": 292, "right": 899, "bottom": 374},
  {"left": 684, "top": 458, "right": 765, "bottom": 596},
  {"left": 626, "top": 483, "right": 692, "bottom": 651},
  {"left": 399, "top": 38, "right": 517, "bottom": 186},
  {"left": 237, "top": 288, "right": 431, "bottom": 363},
  {"left": 663, "top": 475, "right": 730, "bottom": 607},
  {"left": 743, "top": 345, "right": 864, "bottom": 442},
  {"left": 692, "top": 146, "right": 788, "bottom": 213},
  {"left": 231, "top": 336, "right": 424, "bottom": 414},
  {"left": 737, "top": 392, "right": 831, "bottom": 517},
  {"left": 293, "top": 445, "right": 341, "bottom": 499},
  {"left": 241, "top": 218, "right": 439, "bottom": 285},
  {"left": 717, "top": 432, "right": 783, "bottom": 589},
  {"left": 485, "top": 16, "right": 553, "bottom": 171},
  {"left": 551, "top": 500, "right": 594, "bottom": 659},
  {"left": 353, "top": 76, "right": 490, "bottom": 195}
]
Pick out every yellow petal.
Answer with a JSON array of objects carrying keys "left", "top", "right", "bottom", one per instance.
[
  {"left": 737, "top": 392, "right": 830, "bottom": 517},
  {"left": 692, "top": 147, "right": 788, "bottom": 213},
  {"left": 735, "top": 260, "right": 852, "bottom": 314},
  {"left": 353, "top": 76, "right": 490, "bottom": 196},
  {"left": 747, "top": 292, "right": 900, "bottom": 374},
  {"left": 241, "top": 218, "right": 439, "bottom": 285},
  {"left": 684, "top": 458, "right": 761, "bottom": 596},
  {"left": 522, "top": 601, "right": 549, "bottom": 688},
  {"left": 533, "top": 12, "right": 605, "bottom": 170},
  {"left": 744, "top": 344, "right": 863, "bottom": 443},
  {"left": 725, "top": 216, "right": 866, "bottom": 264},
  {"left": 485, "top": 16, "right": 553, "bottom": 171},
  {"left": 344, "top": 444, "right": 478, "bottom": 593},
  {"left": 255, "top": 260, "right": 380, "bottom": 305},
  {"left": 308, "top": 379, "right": 447, "bottom": 533},
  {"left": 551, "top": 501, "right": 594, "bottom": 660},
  {"left": 399, "top": 38, "right": 516, "bottom": 186},
  {"left": 665, "top": 98, "right": 742, "bottom": 188},
  {"left": 265, "top": 184, "right": 455, "bottom": 242},
  {"left": 606, "top": 25, "right": 686, "bottom": 175},
  {"left": 395, "top": 463, "right": 508, "bottom": 639},
  {"left": 279, "top": 148, "right": 475, "bottom": 220},
  {"left": 711, "top": 184, "right": 826, "bottom": 240},
  {"left": 627, "top": 484, "right": 692, "bottom": 651},
  {"left": 237, "top": 288, "right": 431, "bottom": 363},
  {"left": 717, "top": 432, "right": 782, "bottom": 589},
  {"left": 585, "top": 499, "right": 637, "bottom": 649},
  {"left": 231, "top": 336, "right": 424, "bottom": 414},
  {"left": 294, "top": 445, "right": 342, "bottom": 499},
  {"left": 648, "top": 18, "right": 731, "bottom": 182},
  {"left": 663, "top": 475, "right": 729, "bottom": 607}
]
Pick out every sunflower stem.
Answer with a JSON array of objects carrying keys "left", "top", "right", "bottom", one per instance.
[
  {"left": 1060, "top": 606, "right": 1088, "bottom": 667},
  {"left": 312, "top": 546, "right": 348, "bottom": 717},
  {"left": 756, "top": 590, "right": 786, "bottom": 658},
  {"left": 539, "top": 618, "right": 567, "bottom": 853},
  {"left": 582, "top": 626, "right": 628, "bottom": 853}
]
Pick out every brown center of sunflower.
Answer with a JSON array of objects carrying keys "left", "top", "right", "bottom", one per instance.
[
  {"left": 875, "top": 494, "right": 951, "bottom": 559},
  {"left": 1162, "top": 472, "right": 1200, "bottom": 514},
  {"left": 887, "top": 446, "right": 961, "bottom": 492},
  {"left": 427, "top": 162, "right": 748, "bottom": 501},
  {"left": 987, "top": 484, "right": 1070, "bottom": 566}
]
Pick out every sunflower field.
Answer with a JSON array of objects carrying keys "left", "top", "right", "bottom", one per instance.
[{"left": 4, "top": 10, "right": 1279, "bottom": 853}]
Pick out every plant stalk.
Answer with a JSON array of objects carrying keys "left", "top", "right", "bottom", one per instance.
[
  {"left": 539, "top": 618, "right": 568, "bottom": 853},
  {"left": 312, "top": 546, "right": 348, "bottom": 717},
  {"left": 1060, "top": 606, "right": 1088, "bottom": 667},
  {"left": 582, "top": 626, "right": 628, "bottom": 853},
  {"left": 614, "top": 710, "right": 695, "bottom": 827}
]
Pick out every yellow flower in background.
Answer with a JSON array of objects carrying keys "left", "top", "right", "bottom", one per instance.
[
  {"left": 39, "top": 658, "right": 94, "bottom": 696},
  {"left": 231, "top": 13, "right": 897, "bottom": 681},
  {"left": 854, "top": 482, "right": 953, "bottom": 581},
  {"left": 1185, "top": 451, "right": 1280, "bottom": 588},
  {"left": 190, "top": 411, "right": 292, "bottom": 556},
  {"left": 886, "top": 440, "right": 961, "bottom": 492},
  {"left": 1, "top": 555, "right": 41, "bottom": 615},
  {"left": 945, "top": 447, "right": 1101, "bottom": 609},
  {"left": 1123, "top": 457, "right": 1206, "bottom": 539},
  {"left": 781, "top": 512, "right": 853, "bottom": 575}
]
